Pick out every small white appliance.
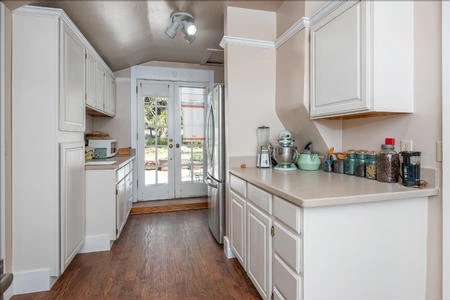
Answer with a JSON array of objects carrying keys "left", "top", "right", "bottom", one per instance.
[{"left": 87, "top": 139, "right": 118, "bottom": 158}]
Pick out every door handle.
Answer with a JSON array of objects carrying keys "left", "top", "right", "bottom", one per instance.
[
  {"left": 169, "top": 144, "right": 173, "bottom": 149},
  {"left": 204, "top": 177, "right": 218, "bottom": 188}
]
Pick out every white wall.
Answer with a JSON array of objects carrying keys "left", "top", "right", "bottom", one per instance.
[{"left": 224, "top": 6, "right": 284, "bottom": 165}]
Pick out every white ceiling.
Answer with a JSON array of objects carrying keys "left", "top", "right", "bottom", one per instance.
[{"left": 3, "top": 0, "right": 283, "bottom": 72}]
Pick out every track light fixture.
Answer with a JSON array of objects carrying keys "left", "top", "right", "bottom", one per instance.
[{"left": 165, "top": 12, "right": 197, "bottom": 44}]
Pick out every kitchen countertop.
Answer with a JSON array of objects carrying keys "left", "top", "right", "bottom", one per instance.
[
  {"left": 229, "top": 167, "right": 439, "bottom": 208},
  {"left": 84, "top": 154, "right": 135, "bottom": 171}
]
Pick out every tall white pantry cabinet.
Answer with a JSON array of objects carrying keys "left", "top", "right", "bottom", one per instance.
[{"left": 11, "top": 6, "right": 112, "bottom": 292}]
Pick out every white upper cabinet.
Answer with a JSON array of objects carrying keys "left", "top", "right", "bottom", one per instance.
[
  {"left": 85, "top": 51, "right": 116, "bottom": 117},
  {"left": 85, "top": 51, "right": 97, "bottom": 108},
  {"left": 60, "top": 21, "right": 85, "bottom": 132},
  {"left": 103, "top": 72, "right": 116, "bottom": 116},
  {"left": 310, "top": 1, "right": 414, "bottom": 119}
]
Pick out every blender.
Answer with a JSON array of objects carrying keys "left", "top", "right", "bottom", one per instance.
[{"left": 256, "top": 126, "right": 271, "bottom": 168}]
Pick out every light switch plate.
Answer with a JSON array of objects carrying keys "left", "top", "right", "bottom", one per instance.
[{"left": 437, "top": 140, "right": 443, "bottom": 162}]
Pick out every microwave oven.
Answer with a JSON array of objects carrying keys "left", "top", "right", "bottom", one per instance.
[{"left": 87, "top": 139, "right": 118, "bottom": 158}]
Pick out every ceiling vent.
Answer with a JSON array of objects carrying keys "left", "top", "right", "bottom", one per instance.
[{"left": 200, "top": 48, "right": 224, "bottom": 65}]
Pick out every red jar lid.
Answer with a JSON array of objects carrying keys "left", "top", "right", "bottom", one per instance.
[{"left": 385, "top": 138, "right": 395, "bottom": 145}]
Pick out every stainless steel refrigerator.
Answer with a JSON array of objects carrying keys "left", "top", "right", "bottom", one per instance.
[{"left": 205, "top": 83, "right": 225, "bottom": 244}]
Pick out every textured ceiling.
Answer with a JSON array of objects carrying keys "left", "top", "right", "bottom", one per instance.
[{"left": 3, "top": 0, "right": 283, "bottom": 72}]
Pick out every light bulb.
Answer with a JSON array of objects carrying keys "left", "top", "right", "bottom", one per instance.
[{"left": 184, "top": 22, "right": 197, "bottom": 36}]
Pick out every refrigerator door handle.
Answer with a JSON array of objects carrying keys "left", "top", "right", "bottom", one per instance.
[{"left": 204, "top": 176, "right": 218, "bottom": 188}]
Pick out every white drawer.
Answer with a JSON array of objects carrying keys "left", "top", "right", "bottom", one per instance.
[
  {"left": 273, "top": 196, "right": 302, "bottom": 234},
  {"left": 247, "top": 183, "right": 271, "bottom": 214},
  {"left": 273, "top": 221, "right": 302, "bottom": 274},
  {"left": 273, "top": 254, "right": 302, "bottom": 300},
  {"left": 230, "top": 174, "right": 247, "bottom": 197}
]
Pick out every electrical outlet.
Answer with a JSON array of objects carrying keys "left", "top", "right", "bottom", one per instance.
[{"left": 400, "top": 140, "right": 413, "bottom": 151}]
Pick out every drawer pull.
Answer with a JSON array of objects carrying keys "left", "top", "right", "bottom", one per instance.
[{"left": 271, "top": 225, "right": 275, "bottom": 237}]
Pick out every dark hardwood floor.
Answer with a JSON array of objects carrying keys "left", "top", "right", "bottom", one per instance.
[{"left": 13, "top": 209, "right": 261, "bottom": 300}]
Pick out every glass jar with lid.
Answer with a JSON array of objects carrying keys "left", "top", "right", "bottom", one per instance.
[
  {"left": 377, "top": 142, "right": 400, "bottom": 183},
  {"left": 344, "top": 150, "right": 356, "bottom": 175},
  {"left": 365, "top": 151, "right": 377, "bottom": 180},
  {"left": 355, "top": 151, "right": 367, "bottom": 177}
]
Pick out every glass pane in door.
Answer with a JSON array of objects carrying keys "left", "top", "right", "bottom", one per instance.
[
  {"left": 144, "top": 96, "right": 169, "bottom": 185},
  {"left": 179, "top": 87, "right": 206, "bottom": 184}
]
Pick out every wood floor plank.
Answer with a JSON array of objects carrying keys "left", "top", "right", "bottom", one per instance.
[{"left": 12, "top": 210, "right": 261, "bottom": 300}]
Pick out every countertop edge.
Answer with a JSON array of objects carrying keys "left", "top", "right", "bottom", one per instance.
[
  {"left": 229, "top": 168, "right": 439, "bottom": 208},
  {"left": 85, "top": 155, "right": 136, "bottom": 171}
]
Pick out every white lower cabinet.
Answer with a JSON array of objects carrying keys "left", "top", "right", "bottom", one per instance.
[
  {"left": 83, "top": 158, "right": 134, "bottom": 252},
  {"left": 230, "top": 175, "right": 303, "bottom": 300},
  {"left": 247, "top": 203, "right": 272, "bottom": 300},
  {"left": 59, "top": 142, "right": 86, "bottom": 273},
  {"left": 230, "top": 191, "right": 246, "bottom": 268}
]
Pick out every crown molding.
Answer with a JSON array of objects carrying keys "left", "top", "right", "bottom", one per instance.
[
  {"left": 309, "top": 0, "right": 347, "bottom": 27},
  {"left": 275, "top": 17, "right": 310, "bottom": 48},
  {"left": 220, "top": 36, "right": 275, "bottom": 49}
]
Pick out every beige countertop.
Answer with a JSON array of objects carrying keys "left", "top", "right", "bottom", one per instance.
[
  {"left": 229, "top": 167, "right": 439, "bottom": 208},
  {"left": 84, "top": 154, "right": 135, "bottom": 171}
]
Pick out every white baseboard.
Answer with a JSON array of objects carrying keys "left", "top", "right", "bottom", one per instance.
[
  {"left": 79, "top": 234, "right": 113, "bottom": 253},
  {"left": 223, "top": 236, "right": 235, "bottom": 259},
  {"left": 12, "top": 268, "right": 50, "bottom": 295}
]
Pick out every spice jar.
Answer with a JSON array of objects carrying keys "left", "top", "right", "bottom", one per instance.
[
  {"left": 355, "top": 151, "right": 367, "bottom": 177},
  {"left": 333, "top": 159, "right": 345, "bottom": 173},
  {"left": 365, "top": 151, "right": 377, "bottom": 180},
  {"left": 344, "top": 150, "right": 356, "bottom": 175},
  {"left": 377, "top": 142, "right": 400, "bottom": 183}
]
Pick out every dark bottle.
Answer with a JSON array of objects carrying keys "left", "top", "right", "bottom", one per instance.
[{"left": 377, "top": 139, "right": 399, "bottom": 183}]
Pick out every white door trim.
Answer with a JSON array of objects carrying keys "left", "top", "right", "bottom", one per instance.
[
  {"left": 442, "top": 1, "right": 450, "bottom": 298},
  {"left": 0, "top": 2, "right": 6, "bottom": 260}
]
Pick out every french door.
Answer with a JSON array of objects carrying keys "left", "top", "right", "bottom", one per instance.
[{"left": 137, "top": 80, "right": 208, "bottom": 201}]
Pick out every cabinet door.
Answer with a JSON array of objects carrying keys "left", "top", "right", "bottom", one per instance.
[
  {"left": 230, "top": 191, "right": 246, "bottom": 268},
  {"left": 60, "top": 21, "right": 85, "bottom": 131},
  {"left": 104, "top": 73, "right": 116, "bottom": 116},
  {"left": 95, "top": 63, "right": 105, "bottom": 110},
  {"left": 60, "top": 141, "right": 85, "bottom": 273},
  {"left": 85, "top": 51, "right": 96, "bottom": 108},
  {"left": 116, "top": 177, "right": 126, "bottom": 238},
  {"left": 310, "top": 1, "right": 369, "bottom": 118},
  {"left": 125, "top": 170, "right": 133, "bottom": 213},
  {"left": 247, "top": 202, "right": 272, "bottom": 300}
]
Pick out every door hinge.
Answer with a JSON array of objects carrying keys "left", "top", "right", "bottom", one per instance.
[
  {"left": 116, "top": 188, "right": 118, "bottom": 196},
  {"left": 271, "top": 226, "right": 275, "bottom": 237},
  {"left": 116, "top": 228, "right": 118, "bottom": 235},
  {"left": 136, "top": 85, "right": 138, "bottom": 94}
]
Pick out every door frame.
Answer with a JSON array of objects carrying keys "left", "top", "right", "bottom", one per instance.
[
  {"left": 130, "top": 65, "right": 213, "bottom": 201},
  {"left": 443, "top": 1, "right": 450, "bottom": 298}
]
